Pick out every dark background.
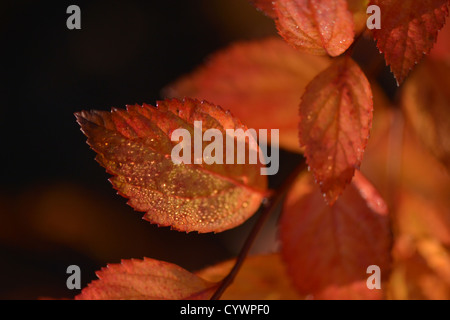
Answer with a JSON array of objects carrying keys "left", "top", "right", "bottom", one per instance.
[
  {"left": 0, "top": 0, "right": 400, "bottom": 300},
  {"left": 0, "top": 0, "right": 293, "bottom": 299}
]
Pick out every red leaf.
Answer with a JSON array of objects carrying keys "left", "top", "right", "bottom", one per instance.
[
  {"left": 249, "top": 0, "right": 277, "bottom": 18},
  {"left": 76, "top": 258, "right": 218, "bottom": 300},
  {"left": 280, "top": 171, "right": 392, "bottom": 299},
  {"left": 274, "top": 0, "right": 355, "bottom": 57},
  {"left": 299, "top": 56, "right": 373, "bottom": 205},
  {"left": 75, "top": 98, "right": 268, "bottom": 233},
  {"left": 164, "top": 38, "right": 331, "bottom": 153},
  {"left": 370, "top": 0, "right": 450, "bottom": 84}
]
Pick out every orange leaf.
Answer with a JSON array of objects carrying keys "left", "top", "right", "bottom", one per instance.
[
  {"left": 251, "top": 0, "right": 367, "bottom": 35},
  {"left": 370, "top": 0, "right": 449, "bottom": 85},
  {"left": 402, "top": 60, "right": 450, "bottom": 171},
  {"left": 196, "top": 254, "right": 304, "bottom": 299},
  {"left": 75, "top": 98, "right": 267, "bottom": 233},
  {"left": 299, "top": 56, "right": 373, "bottom": 205},
  {"left": 164, "top": 38, "right": 331, "bottom": 153},
  {"left": 249, "top": 0, "right": 277, "bottom": 18},
  {"left": 274, "top": 0, "right": 355, "bottom": 56},
  {"left": 280, "top": 171, "right": 392, "bottom": 299},
  {"left": 76, "top": 258, "right": 218, "bottom": 300}
]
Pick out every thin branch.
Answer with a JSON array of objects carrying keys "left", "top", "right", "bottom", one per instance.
[{"left": 210, "top": 160, "right": 307, "bottom": 300}]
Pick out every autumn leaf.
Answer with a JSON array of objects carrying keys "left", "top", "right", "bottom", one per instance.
[
  {"left": 402, "top": 60, "right": 450, "bottom": 171},
  {"left": 196, "top": 254, "right": 303, "bottom": 299},
  {"left": 370, "top": 0, "right": 450, "bottom": 85},
  {"left": 164, "top": 38, "right": 331, "bottom": 153},
  {"left": 76, "top": 258, "right": 218, "bottom": 300},
  {"left": 253, "top": 0, "right": 367, "bottom": 35},
  {"left": 75, "top": 98, "right": 268, "bottom": 233},
  {"left": 280, "top": 171, "right": 392, "bottom": 299},
  {"left": 249, "top": 0, "right": 277, "bottom": 18},
  {"left": 274, "top": 0, "right": 355, "bottom": 56},
  {"left": 299, "top": 56, "right": 373, "bottom": 205}
]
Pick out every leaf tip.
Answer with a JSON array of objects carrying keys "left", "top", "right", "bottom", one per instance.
[{"left": 74, "top": 110, "right": 86, "bottom": 125}]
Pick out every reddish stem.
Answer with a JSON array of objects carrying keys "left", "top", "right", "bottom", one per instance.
[{"left": 210, "top": 161, "right": 306, "bottom": 300}]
